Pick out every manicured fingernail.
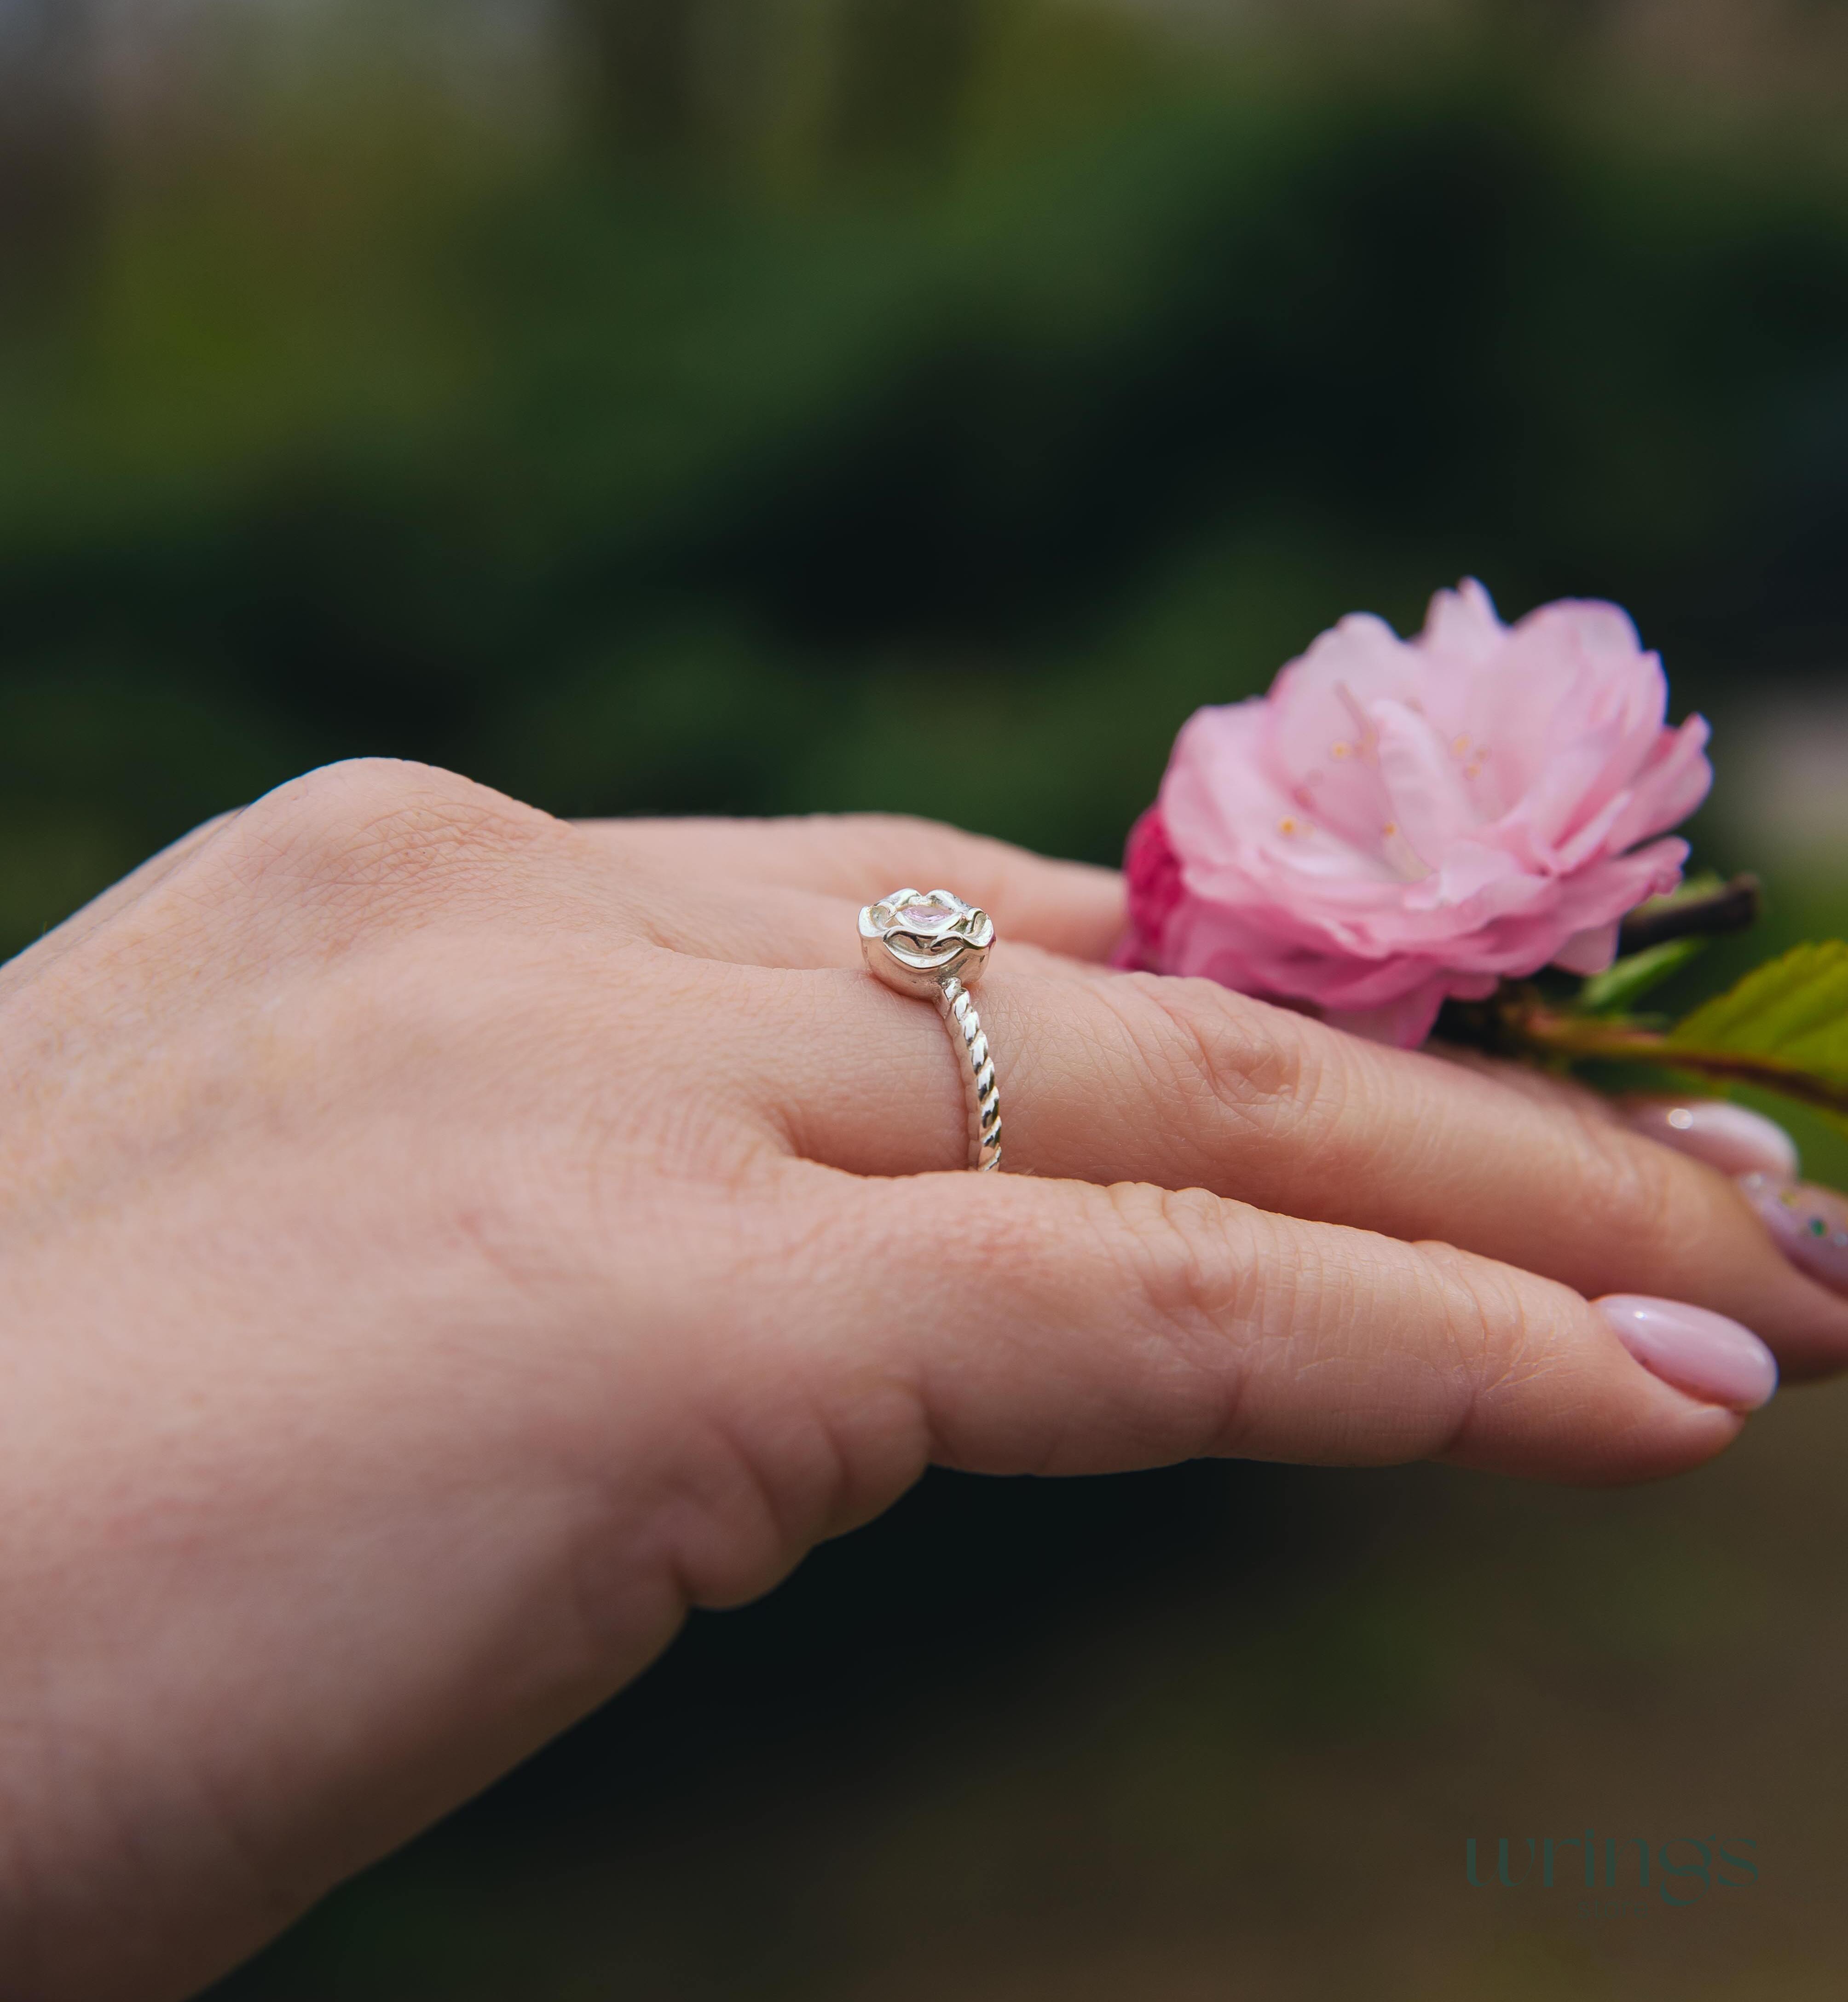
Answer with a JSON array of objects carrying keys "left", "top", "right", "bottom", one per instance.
[
  {"left": 1619, "top": 1098, "right": 1799, "bottom": 1179},
  {"left": 1594, "top": 1294, "right": 1778, "bottom": 1412},
  {"left": 1738, "top": 1174, "right": 1848, "bottom": 1297}
]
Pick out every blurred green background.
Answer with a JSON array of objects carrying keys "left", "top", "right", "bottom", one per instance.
[{"left": 5, "top": 1, "right": 1848, "bottom": 1995}]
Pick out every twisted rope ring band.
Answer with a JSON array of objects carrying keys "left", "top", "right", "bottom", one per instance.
[{"left": 859, "top": 888, "right": 1003, "bottom": 1173}]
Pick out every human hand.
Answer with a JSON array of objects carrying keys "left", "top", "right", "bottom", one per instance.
[{"left": 3, "top": 761, "right": 1842, "bottom": 1998}]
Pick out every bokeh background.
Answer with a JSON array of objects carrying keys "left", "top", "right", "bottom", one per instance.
[{"left": 6, "top": 1, "right": 1848, "bottom": 1995}]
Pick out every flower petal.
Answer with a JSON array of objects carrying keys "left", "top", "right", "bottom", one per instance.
[
  {"left": 1552, "top": 921, "right": 1622, "bottom": 975},
  {"left": 1603, "top": 714, "right": 1714, "bottom": 852},
  {"left": 1371, "top": 697, "right": 1480, "bottom": 868},
  {"left": 1324, "top": 980, "right": 1455, "bottom": 1049},
  {"left": 1417, "top": 576, "right": 1507, "bottom": 670}
]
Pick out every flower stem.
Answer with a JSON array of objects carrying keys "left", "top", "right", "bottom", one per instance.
[
  {"left": 1616, "top": 873, "right": 1760, "bottom": 953},
  {"left": 1496, "top": 994, "right": 1848, "bottom": 1119}
]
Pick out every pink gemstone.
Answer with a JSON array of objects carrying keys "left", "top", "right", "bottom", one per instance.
[{"left": 898, "top": 898, "right": 954, "bottom": 928}]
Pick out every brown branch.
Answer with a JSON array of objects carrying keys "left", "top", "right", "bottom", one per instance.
[
  {"left": 1617, "top": 874, "right": 1760, "bottom": 954},
  {"left": 1498, "top": 1000, "right": 1848, "bottom": 1120}
]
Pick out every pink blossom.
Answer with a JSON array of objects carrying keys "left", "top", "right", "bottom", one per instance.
[{"left": 1117, "top": 580, "right": 1712, "bottom": 1047}]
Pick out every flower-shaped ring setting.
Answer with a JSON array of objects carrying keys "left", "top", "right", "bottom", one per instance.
[
  {"left": 858, "top": 889, "right": 1002, "bottom": 1172},
  {"left": 859, "top": 888, "right": 994, "bottom": 999}
]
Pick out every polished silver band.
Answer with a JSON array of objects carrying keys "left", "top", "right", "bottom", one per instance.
[{"left": 859, "top": 889, "right": 1003, "bottom": 1173}]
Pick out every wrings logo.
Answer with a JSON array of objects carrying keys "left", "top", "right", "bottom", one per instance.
[{"left": 1466, "top": 1831, "right": 1758, "bottom": 1911}]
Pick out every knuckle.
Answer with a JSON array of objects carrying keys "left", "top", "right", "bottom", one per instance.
[
  {"left": 1410, "top": 1238, "right": 1565, "bottom": 1448},
  {"left": 1095, "top": 1180, "right": 1268, "bottom": 1454},
  {"left": 1119, "top": 972, "right": 1311, "bottom": 1140},
  {"left": 1102, "top": 1180, "right": 1253, "bottom": 1325},
  {"left": 1414, "top": 1239, "right": 1524, "bottom": 1367},
  {"left": 1573, "top": 1111, "right": 1689, "bottom": 1262},
  {"left": 220, "top": 760, "right": 556, "bottom": 909}
]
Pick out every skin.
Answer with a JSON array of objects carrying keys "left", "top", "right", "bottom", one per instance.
[{"left": 2, "top": 758, "right": 1845, "bottom": 2000}]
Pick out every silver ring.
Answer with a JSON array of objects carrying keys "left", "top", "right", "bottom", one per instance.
[{"left": 859, "top": 888, "right": 1002, "bottom": 1173}]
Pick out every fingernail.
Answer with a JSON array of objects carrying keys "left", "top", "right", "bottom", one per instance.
[
  {"left": 1594, "top": 1294, "right": 1778, "bottom": 1412},
  {"left": 1618, "top": 1098, "right": 1799, "bottom": 1179},
  {"left": 1738, "top": 1173, "right": 1848, "bottom": 1298}
]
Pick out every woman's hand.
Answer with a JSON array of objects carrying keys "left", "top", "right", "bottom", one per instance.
[{"left": 3, "top": 760, "right": 1843, "bottom": 1999}]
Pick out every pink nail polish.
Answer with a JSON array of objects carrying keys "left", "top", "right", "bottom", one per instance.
[
  {"left": 1594, "top": 1294, "right": 1778, "bottom": 1412},
  {"left": 1738, "top": 1174, "right": 1848, "bottom": 1297},
  {"left": 1619, "top": 1098, "right": 1799, "bottom": 1179}
]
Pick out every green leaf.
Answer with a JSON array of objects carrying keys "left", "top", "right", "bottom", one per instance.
[
  {"left": 1668, "top": 942, "right": 1848, "bottom": 1074},
  {"left": 1578, "top": 937, "right": 1707, "bottom": 1015},
  {"left": 1663, "top": 942, "right": 1848, "bottom": 1132}
]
